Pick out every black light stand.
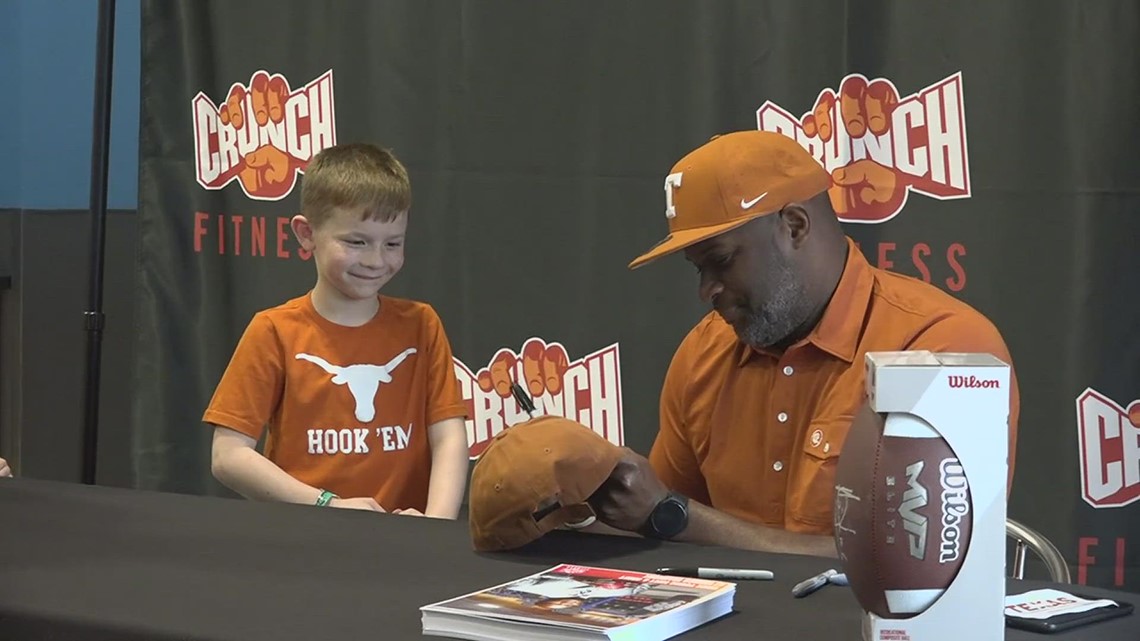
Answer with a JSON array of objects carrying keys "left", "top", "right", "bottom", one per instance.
[{"left": 81, "top": 0, "right": 117, "bottom": 485}]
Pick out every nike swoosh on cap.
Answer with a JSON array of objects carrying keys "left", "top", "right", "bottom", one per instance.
[{"left": 741, "top": 192, "right": 769, "bottom": 209}]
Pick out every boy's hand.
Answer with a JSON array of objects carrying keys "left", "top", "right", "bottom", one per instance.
[
  {"left": 0, "top": 458, "right": 10, "bottom": 477},
  {"left": 328, "top": 497, "right": 385, "bottom": 512}
]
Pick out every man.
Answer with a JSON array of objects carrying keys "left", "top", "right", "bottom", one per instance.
[{"left": 585, "top": 130, "right": 1019, "bottom": 557}]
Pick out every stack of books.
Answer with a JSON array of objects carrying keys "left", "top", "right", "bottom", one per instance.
[{"left": 421, "top": 563, "right": 735, "bottom": 640}]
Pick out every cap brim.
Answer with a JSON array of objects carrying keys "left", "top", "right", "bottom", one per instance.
[{"left": 628, "top": 213, "right": 766, "bottom": 270}]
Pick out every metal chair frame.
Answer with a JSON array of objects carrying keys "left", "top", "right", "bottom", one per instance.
[{"left": 1007, "top": 517, "right": 1071, "bottom": 583}]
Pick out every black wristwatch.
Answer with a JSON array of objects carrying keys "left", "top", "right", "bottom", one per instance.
[{"left": 638, "top": 492, "right": 690, "bottom": 540}]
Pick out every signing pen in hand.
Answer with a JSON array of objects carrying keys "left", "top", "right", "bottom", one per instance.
[{"left": 655, "top": 567, "right": 774, "bottom": 581}]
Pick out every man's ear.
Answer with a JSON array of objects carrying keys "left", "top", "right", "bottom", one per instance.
[
  {"left": 291, "top": 215, "right": 315, "bottom": 251},
  {"left": 777, "top": 204, "right": 811, "bottom": 249}
]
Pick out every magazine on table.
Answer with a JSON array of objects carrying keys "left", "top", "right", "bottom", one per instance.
[{"left": 420, "top": 563, "right": 736, "bottom": 641}]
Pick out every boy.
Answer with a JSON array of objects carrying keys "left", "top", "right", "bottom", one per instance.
[{"left": 204, "top": 143, "right": 470, "bottom": 519}]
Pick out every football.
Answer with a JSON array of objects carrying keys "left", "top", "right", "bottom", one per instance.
[{"left": 833, "top": 402, "right": 973, "bottom": 619}]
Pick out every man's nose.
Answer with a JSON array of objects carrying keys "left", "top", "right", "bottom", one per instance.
[{"left": 698, "top": 273, "right": 723, "bottom": 304}]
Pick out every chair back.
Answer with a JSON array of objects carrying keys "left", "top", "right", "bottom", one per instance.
[{"left": 1007, "top": 517, "right": 1071, "bottom": 583}]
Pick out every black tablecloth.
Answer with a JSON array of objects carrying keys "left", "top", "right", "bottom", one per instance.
[{"left": 0, "top": 478, "right": 1135, "bottom": 640}]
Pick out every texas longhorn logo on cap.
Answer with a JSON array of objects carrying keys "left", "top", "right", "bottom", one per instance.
[
  {"left": 629, "top": 130, "right": 832, "bottom": 269},
  {"left": 192, "top": 69, "right": 337, "bottom": 201}
]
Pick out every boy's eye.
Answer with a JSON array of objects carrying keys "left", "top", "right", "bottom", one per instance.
[{"left": 386, "top": 241, "right": 403, "bottom": 249}]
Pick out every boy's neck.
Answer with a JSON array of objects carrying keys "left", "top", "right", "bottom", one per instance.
[{"left": 310, "top": 282, "right": 380, "bottom": 327}]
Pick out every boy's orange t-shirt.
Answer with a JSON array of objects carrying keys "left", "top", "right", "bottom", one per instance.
[{"left": 202, "top": 292, "right": 468, "bottom": 511}]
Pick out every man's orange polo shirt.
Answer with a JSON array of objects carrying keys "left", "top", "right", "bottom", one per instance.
[{"left": 648, "top": 237, "right": 1020, "bottom": 535}]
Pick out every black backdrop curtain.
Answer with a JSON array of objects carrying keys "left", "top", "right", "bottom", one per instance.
[{"left": 132, "top": 1, "right": 1140, "bottom": 591}]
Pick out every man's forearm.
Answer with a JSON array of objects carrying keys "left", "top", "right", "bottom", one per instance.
[
  {"left": 579, "top": 502, "right": 837, "bottom": 557},
  {"left": 677, "top": 501, "right": 838, "bottom": 558},
  {"left": 580, "top": 447, "right": 838, "bottom": 556},
  {"left": 575, "top": 520, "right": 641, "bottom": 538}
]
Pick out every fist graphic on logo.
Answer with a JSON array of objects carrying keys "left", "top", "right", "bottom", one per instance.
[
  {"left": 476, "top": 339, "right": 570, "bottom": 403},
  {"left": 218, "top": 71, "right": 294, "bottom": 199},
  {"left": 802, "top": 76, "right": 907, "bottom": 222}
]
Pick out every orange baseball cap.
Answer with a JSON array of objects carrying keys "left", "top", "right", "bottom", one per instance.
[
  {"left": 629, "top": 130, "right": 832, "bottom": 269},
  {"left": 468, "top": 415, "right": 624, "bottom": 552}
]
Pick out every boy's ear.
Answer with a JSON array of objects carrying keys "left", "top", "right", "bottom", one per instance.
[{"left": 291, "top": 215, "right": 315, "bottom": 250}]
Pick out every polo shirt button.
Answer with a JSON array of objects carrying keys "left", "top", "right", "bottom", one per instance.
[
  {"left": 777, "top": 412, "right": 788, "bottom": 423},
  {"left": 773, "top": 461, "right": 784, "bottom": 472},
  {"left": 783, "top": 366, "right": 794, "bottom": 376}
]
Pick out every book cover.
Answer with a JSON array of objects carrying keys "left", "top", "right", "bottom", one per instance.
[{"left": 421, "top": 564, "right": 735, "bottom": 640}]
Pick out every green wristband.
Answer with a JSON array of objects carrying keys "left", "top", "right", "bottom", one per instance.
[{"left": 315, "top": 490, "right": 338, "bottom": 507}]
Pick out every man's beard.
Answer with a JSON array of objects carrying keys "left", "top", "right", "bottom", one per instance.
[{"left": 736, "top": 257, "right": 810, "bottom": 349}]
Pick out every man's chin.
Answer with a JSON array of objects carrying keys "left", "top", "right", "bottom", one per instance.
[
  {"left": 733, "top": 320, "right": 781, "bottom": 351},
  {"left": 731, "top": 324, "right": 757, "bottom": 347}
]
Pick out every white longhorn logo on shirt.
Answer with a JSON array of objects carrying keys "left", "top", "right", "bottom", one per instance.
[{"left": 296, "top": 348, "right": 417, "bottom": 422}]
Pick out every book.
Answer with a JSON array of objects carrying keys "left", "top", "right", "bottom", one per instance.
[
  {"left": 1004, "top": 588, "right": 1135, "bottom": 633},
  {"left": 420, "top": 563, "right": 735, "bottom": 641}
]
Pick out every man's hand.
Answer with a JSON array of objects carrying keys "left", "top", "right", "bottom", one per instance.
[
  {"left": 583, "top": 449, "right": 837, "bottom": 557},
  {"left": 0, "top": 457, "right": 11, "bottom": 478},
  {"left": 328, "top": 497, "right": 385, "bottom": 512},
  {"left": 586, "top": 448, "right": 670, "bottom": 532}
]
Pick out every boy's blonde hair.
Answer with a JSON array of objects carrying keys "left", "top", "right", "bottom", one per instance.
[{"left": 300, "top": 143, "right": 411, "bottom": 228}]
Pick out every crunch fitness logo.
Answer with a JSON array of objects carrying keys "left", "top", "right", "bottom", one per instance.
[
  {"left": 454, "top": 338, "right": 624, "bottom": 459},
  {"left": 757, "top": 72, "right": 970, "bottom": 224},
  {"left": 193, "top": 70, "right": 337, "bottom": 201},
  {"left": 1076, "top": 387, "right": 1140, "bottom": 508}
]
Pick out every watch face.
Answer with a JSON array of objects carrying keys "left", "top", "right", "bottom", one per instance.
[{"left": 653, "top": 498, "right": 687, "bottom": 537}]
